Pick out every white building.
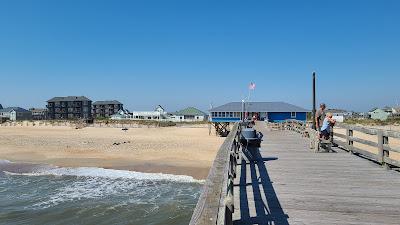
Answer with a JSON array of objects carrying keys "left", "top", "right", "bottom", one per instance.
[
  {"left": 111, "top": 105, "right": 168, "bottom": 121},
  {"left": 110, "top": 109, "right": 131, "bottom": 120},
  {"left": 131, "top": 105, "right": 168, "bottom": 120},
  {"left": 0, "top": 107, "right": 32, "bottom": 121},
  {"left": 168, "top": 107, "right": 206, "bottom": 122},
  {"left": 326, "top": 109, "right": 353, "bottom": 122},
  {"left": 392, "top": 107, "right": 400, "bottom": 117}
]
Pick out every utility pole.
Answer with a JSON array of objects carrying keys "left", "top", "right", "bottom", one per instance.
[{"left": 312, "top": 72, "right": 317, "bottom": 130}]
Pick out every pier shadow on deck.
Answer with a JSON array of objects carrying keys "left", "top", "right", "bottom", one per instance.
[{"left": 234, "top": 147, "right": 289, "bottom": 225}]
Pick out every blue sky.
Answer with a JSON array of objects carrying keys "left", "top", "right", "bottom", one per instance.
[{"left": 0, "top": 0, "right": 399, "bottom": 112}]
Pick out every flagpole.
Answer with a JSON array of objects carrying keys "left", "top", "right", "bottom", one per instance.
[
  {"left": 241, "top": 99, "right": 245, "bottom": 121},
  {"left": 245, "top": 88, "right": 250, "bottom": 120},
  {"left": 246, "top": 82, "right": 255, "bottom": 121}
]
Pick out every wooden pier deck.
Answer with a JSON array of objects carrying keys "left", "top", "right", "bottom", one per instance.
[{"left": 232, "top": 123, "right": 400, "bottom": 225}]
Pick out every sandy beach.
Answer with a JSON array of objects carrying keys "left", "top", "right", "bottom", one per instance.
[{"left": 0, "top": 125, "right": 224, "bottom": 179}]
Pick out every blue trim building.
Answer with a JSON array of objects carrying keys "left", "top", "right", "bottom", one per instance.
[{"left": 209, "top": 102, "right": 309, "bottom": 123}]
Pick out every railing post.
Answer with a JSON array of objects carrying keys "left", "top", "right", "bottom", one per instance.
[
  {"left": 347, "top": 128, "right": 353, "bottom": 153},
  {"left": 383, "top": 135, "right": 390, "bottom": 170},
  {"left": 378, "top": 130, "right": 384, "bottom": 164},
  {"left": 378, "top": 131, "right": 390, "bottom": 170},
  {"left": 225, "top": 178, "right": 234, "bottom": 225}
]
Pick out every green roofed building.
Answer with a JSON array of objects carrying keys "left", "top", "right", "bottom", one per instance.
[
  {"left": 369, "top": 108, "right": 390, "bottom": 121},
  {"left": 169, "top": 107, "right": 207, "bottom": 122}
]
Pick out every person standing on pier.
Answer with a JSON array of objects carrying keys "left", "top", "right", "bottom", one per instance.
[{"left": 315, "top": 103, "right": 326, "bottom": 131}]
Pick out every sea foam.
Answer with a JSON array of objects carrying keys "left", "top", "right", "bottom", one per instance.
[
  {"left": 5, "top": 166, "right": 203, "bottom": 183},
  {"left": 0, "top": 159, "right": 11, "bottom": 164}
]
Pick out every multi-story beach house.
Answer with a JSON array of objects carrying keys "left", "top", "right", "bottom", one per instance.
[
  {"left": 47, "top": 96, "right": 92, "bottom": 120},
  {"left": 111, "top": 105, "right": 168, "bottom": 121},
  {"left": 130, "top": 105, "right": 168, "bottom": 120},
  {"left": 0, "top": 107, "right": 32, "bottom": 121},
  {"left": 29, "top": 108, "right": 48, "bottom": 120},
  {"left": 92, "top": 100, "right": 123, "bottom": 118}
]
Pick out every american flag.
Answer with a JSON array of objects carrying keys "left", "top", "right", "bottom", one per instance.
[{"left": 249, "top": 82, "right": 256, "bottom": 90}]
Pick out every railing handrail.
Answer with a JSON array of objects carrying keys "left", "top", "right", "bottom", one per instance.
[
  {"left": 273, "top": 119, "right": 400, "bottom": 169},
  {"left": 190, "top": 123, "right": 240, "bottom": 225}
]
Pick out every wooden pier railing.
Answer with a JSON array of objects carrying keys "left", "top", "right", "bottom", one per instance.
[
  {"left": 333, "top": 123, "right": 400, "bottom": 169},
  {"left": 189, "top": 123, "right": 241, "bottom": 225},
  {"left": 268, "top": 120, "right": 400, "bottom": 169}
]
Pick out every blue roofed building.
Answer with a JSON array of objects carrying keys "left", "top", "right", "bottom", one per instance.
[{"left": 209, "top": 102, "right": 309, "bottom": 123}]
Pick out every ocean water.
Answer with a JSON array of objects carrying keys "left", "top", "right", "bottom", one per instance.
[{"left": 0, "top": 160, "right": 201, "bottom": 225}]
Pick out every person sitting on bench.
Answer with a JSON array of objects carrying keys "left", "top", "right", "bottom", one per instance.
[{"left": 320, "top": 113, "right": 336, "bottom": 140}]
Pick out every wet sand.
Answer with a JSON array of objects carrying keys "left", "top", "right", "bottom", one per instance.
[{"left": 0, "top": 126, "right": 224, "bottom": 179}]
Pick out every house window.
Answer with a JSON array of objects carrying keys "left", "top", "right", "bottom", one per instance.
[{"left": 291, "top": 112, "right": 296, "bottom": 118}]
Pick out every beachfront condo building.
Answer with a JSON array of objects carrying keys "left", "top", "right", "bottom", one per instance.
[
  {"left": 92, "top": 100, "right": 123, "bottom": 118},
  {"left": 47, "top": 96, "right": 92, "bottom": 120}
]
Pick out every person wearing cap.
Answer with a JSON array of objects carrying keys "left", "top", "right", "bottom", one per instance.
[{"left": 315, "top": 103, "right": 326, "bottom": 131}]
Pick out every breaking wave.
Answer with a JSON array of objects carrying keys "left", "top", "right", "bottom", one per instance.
[
  {"left": 5, "top": 167, "right": 202, "bottom": 183},
  {"left": 1, "top": 160, "right": 203, "bottom": 183},
  {"left": 0, "top": 160, "right": 201, "bottom": 224}
]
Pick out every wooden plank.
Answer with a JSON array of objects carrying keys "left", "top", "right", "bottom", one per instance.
[
  {"left": 336, "top": 123, "right": 378, "bottom": 135},
  {"left": 383, "top": 144, "right": 400, "bottom": 153},
  {"left": 334, "top": 138, "right": 379, "bottom": 161},
  {"left": 336, "top": 123, "right": 400, "bottom": 139},
  {"left": 231, "top": 122, "right": 400, "bottom": 225},
  {"left": 383, "top": 130, "right": 400, "bottom": 139},
  {"left": 348, "top": 136, "right": 378, "bottom": 147},
  {"left": 349, "top": 146, "right": 379, "bottom": 161},
  {"left": 334, "top": 132, "right": 347, "bottom": 139}
]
